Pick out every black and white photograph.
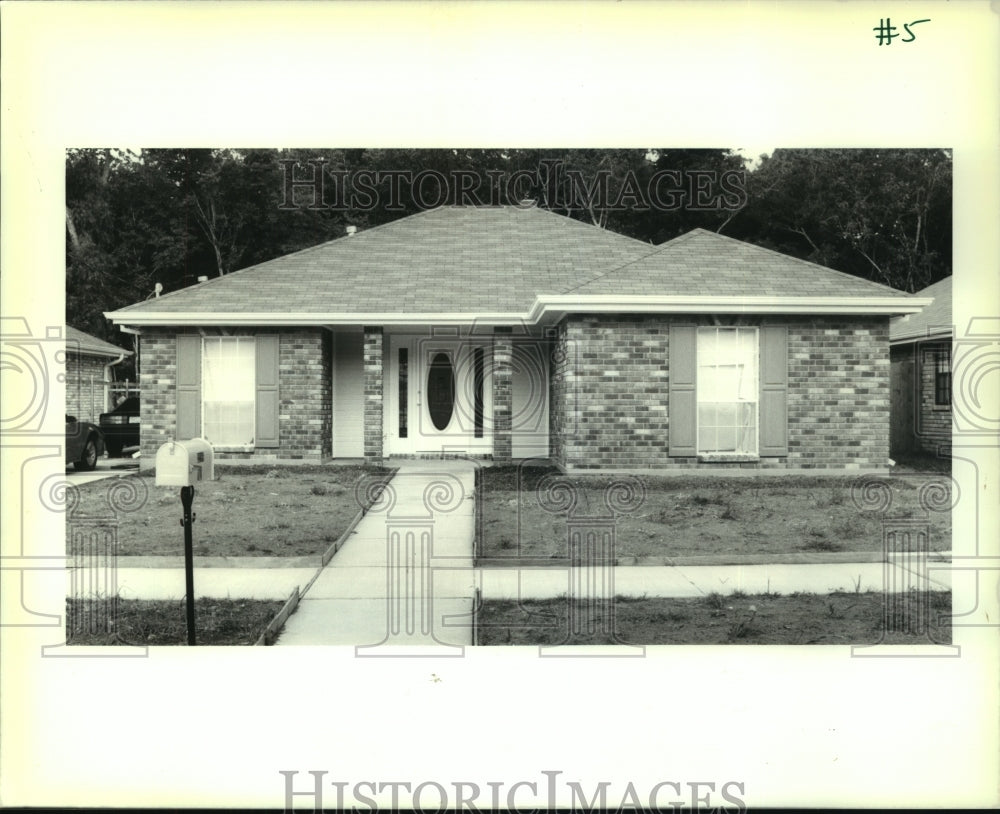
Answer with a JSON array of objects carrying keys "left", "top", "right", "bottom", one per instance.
[
  {"left": 1, "top": 2, "right": 997, "bottom": 811},
  {"left": 62, "top": 147, "right": 955, "bottom": 651}
]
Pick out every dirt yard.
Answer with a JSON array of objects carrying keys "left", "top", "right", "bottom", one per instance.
[
  {"left": 477, "top": 590, "right": 952, "bottom": 645},
  {"left": 477, "top": 467, "right": 952, "bottom": 562},
  {"left": 67, "top": 465, "right": 393, "bottom": 558},
  {"left": 66, "top": 598, "right": 285, "bottom": 646}
]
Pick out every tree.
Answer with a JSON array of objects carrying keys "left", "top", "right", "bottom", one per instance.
[{"left": 732, "top": 149, "right": 951, "bottom": 291}]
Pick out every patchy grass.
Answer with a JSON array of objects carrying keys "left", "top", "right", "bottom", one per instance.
[
  {"left": 68, "top": 465, "right": 393, "bottom": 557},
  {"left": 66, "top": 598, "right": 285, "bottom": 646},
  {"left": 477, "top": 467, "right": 951, "bottom": 561},
  {"left": 891, "top": 452, "right": 951, "bottom": 474},
  {"left": 477, "top": 590, "right": 952, "bottom": 645}
]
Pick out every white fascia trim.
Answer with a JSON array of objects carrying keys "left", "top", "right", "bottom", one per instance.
[
  {"left": 890, "top": 330, "right": 953, "bottom": 346},
  {"left": 103, "top": 311, "right": 523, "bottom": 328},
  {"left": 105, "top": 295, "right": 931, "bottom": 328},
  {"left": 529, "top": 295, "right": 933, "bottom": 320}
]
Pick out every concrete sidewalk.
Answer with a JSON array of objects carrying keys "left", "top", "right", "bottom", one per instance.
[
  {"left": 477, "top": 557, "right": 952, "bottom": 601},
  {"left": 91, "top": 567, "right": 316, "bottom": 600},
  {"left": 274, "top": 461, "right": 477, "bottom": 649},
  {"left": 91, "top": 555, "right": 952, "bottom": 602}
]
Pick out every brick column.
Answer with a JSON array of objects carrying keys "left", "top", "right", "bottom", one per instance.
[
  {"left": 492, "top": 328, "right": 513, "bottom": 462},
  {"left": 363, "top": 326, "right": 384, "bottom": 463}
]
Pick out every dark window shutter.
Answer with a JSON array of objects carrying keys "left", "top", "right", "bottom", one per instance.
[
  {"left": 668, "top": 325, "right": 697, "bottom": 456},
  {"left": 176, "top": 335, "right": 201, "bottom": 439},
  {"left": 759, "top": 325, "right": 788, "bottom": 456},
  {"left": 255, "top": 335, "right": 280, "bottom": 448}
]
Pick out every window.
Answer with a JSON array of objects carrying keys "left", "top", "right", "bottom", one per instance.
[
  {"left": 398, "top": 347, "right": 408, "bottom": 438},
  {"left": 934, "top": 347, "right": 951, "bottom": 407},
  {"left": 697, "top": 327, "right": 758, "bottom": 454},
  {"left": 427, "top": 351, "right": 456, "bottom": 431},
  {"left": 473, "top": 346, "right": 485, "bottom": 438},
  {"left": 202, "top": 337, "right": 255, "bottom": 447}
]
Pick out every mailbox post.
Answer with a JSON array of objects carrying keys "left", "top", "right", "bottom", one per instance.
[
  {"left": 155, "top": 439, "right": 215, "bottom": 646},
  {"left": 180, "top": 485, "right": 196, "bottom": 645}
]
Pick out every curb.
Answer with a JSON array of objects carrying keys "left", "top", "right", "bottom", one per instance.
[
  {"left": 108, "top": 555, "right": 320, "bottom": 569},
  {"left": 475, "top": 551, "right": 953, "bottom": 568},
  {"left": 255, "top": 587, "right": 300, "bottom": 646},
  {"left": 475, "top": 551, "right": 888, "bottom": 568}
]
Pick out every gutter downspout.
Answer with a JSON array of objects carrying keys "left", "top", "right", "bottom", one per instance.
[{"left": 104, "top": 352, "right": 127, "bottom": 413}]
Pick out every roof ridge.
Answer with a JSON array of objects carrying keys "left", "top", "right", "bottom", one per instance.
[
  {"left": 523, "top": 205, "right": 653, "bottom": 249},
  {"left": 560, "top": 228, "right": 703, "bottom": 295}
]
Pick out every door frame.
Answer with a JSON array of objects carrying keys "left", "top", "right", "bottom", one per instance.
[{"left": 386, "top": 334, "right": 493, "bottom": 456}]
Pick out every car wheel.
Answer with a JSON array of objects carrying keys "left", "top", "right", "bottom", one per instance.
[{"left": 75, "top": 438, "right": 98, "bottom": 471}]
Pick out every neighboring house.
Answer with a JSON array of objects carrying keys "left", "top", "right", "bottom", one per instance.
[
  {"left": 65, "top": 325, "right": 132, "bottom": 422},
  {"left": 889, "top": 277, "right": 952, "bottom": 457},
  {"left": 105, "top": 205, "right": 929, "bottom": 472}
]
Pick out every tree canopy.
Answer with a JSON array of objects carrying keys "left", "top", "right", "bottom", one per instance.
[{"left": 67, "top": 147, "right": 952, "bottom": 351}]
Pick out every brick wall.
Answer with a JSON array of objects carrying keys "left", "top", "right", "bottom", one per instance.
[
  {"left": 363, "top": 327, "right": 384, "bottom": 462},
  {"left": 65, "top": 352, "right": 111, "bottom": 423},
  {"left": 786, "top": 318, "right": 890, "bottom": 469},
  {"left": 278, "top": 329, "right": 331, "bottom": 460},
  {"left": 138, "top": 328, "right": 332, "bottom": 467},
  {"left": 550, "top": 314, "right": 891, "bottom": 470},
  {"left": 492, "top": 329, "right": 513, "bottom": 462},
  {"left": 917, "top": 341, "right": 951, "bottom": 454},
  {"left": 548, "top": 323, "right": 570, "bottom": 466}
]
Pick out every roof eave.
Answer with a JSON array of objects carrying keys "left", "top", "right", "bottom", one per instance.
[
  {"left": 106, "top": 296, "right": 931, "bottom": 329},
  {"left": 530, "top": 295, "right": 932, "bottom": 321},
  {"left": 890, "top": 328, "right": 953, "bottom": 345},
  {"left": 103, "top": 311, "right": 525, "bottom": 329},
  {"left": 66, "top": 345, "right": 133, "bottom": 358}
]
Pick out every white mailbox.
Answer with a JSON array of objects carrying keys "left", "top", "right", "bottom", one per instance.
[{"left": 155, "top": 439, "right": 215, "bottom": 486}]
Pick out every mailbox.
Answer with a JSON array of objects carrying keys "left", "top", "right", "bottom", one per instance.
[{"left": 155, "top": 439, "right": 214, "bottom": 486}]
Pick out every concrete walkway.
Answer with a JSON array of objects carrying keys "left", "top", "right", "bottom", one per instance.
[
  {"left": 478, "top": 557, "right": 952, "bottom": 600},
  {"left": 274, "top": 461, "right": 477, "bottom": 650},
  {"left": 93, "top": 555, "right": 952, "bottom": 602}
]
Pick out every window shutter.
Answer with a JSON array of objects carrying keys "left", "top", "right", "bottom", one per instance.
[
  {"left": 255, "top": 335, "right": 280, "bottom": 448},
  {"left": 759, "top": 325, "right": 788, "bottom": 456},
  {"left": 176, "top": 335, "right": 201, "bottom": 439},
  {"left": 668, "top": 325, "right": 697, "bottom": 456}
]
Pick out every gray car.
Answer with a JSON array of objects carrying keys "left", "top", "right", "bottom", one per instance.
[{"left": 65, "top": 415, "right": 106, "bottom": 471}]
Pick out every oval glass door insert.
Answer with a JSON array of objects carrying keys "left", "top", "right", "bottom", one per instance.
[{"left": 427, "top": 352, "right": 455, "bottom": 431}]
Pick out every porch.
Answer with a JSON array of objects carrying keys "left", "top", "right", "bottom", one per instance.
[{"left": 333, "top": 326, "right": 551, "bottom": 463}]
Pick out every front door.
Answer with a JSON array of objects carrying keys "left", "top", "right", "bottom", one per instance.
[{"left": 387, "top": 335, "right": 493, "bottom": 456}]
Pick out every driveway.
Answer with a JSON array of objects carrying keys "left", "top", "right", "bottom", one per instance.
[{"left": 65, "top": 453, "right": 139, "bottom": 485}]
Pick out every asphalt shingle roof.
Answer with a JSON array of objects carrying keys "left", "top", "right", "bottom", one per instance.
[
  {"left": 570, "top": 228, "right": 914, "bottom": 299},
  {"left": 112, "top": 206, "right": 914, "bottom": 318},
  {"left": 890, "top": 277, "right": 952, "bottom": 342},
  {"left": 65, "top": 325, "right": 131, "bottom": 357}
]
